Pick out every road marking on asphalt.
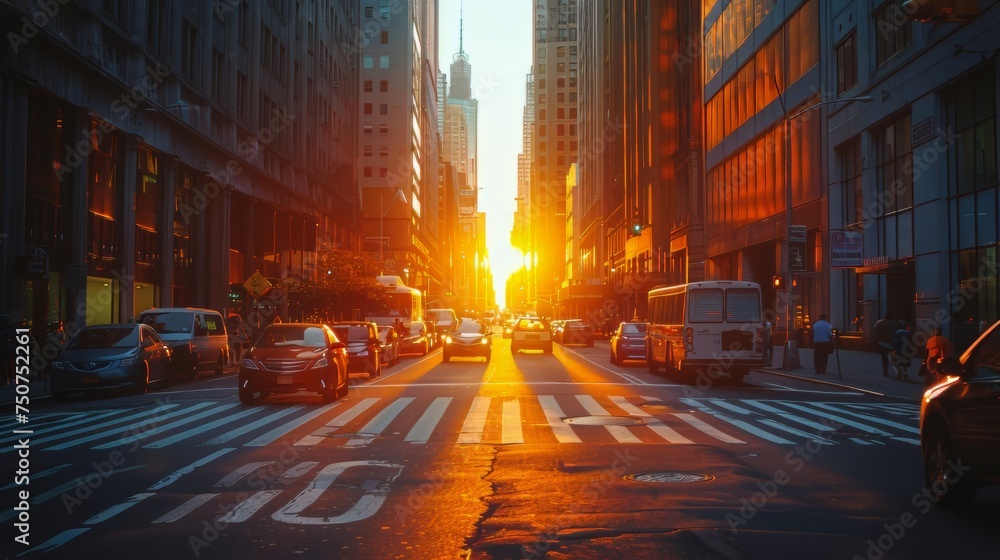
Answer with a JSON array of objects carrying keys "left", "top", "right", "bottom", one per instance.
[
  {"left": 502, "top": 399, "right": 524, "bottom": 444},
  {"left": 214, "top": 462, "right": 272, "bottom": 488},
  {"left": 808, "top": 402, "right": 920, "bottom": 434},
  {"left": 152, "top": 493, "right": 219, "bottom": 523},
  {"left": 17, "top": 404, "right": 182, "bottom": 450},
  {"left": 537, "top": 395, "right": 581, "bottom": 443},
  {"left": 244, "top": 402, "right": 341, "bottom": 447},
  {"left": 148, "top": 448, "right": 236, "bottom": 491},
  {"left": 777, "top": 401, "right": 893, "bottom": 437},
  {"left": 558, "top": 346, "right": 647, "bottom": 384},
  {"left": 0, "top": 463, "right": 73, "bottom": 490},
  {"left": 278, "top": 461, "right": 320, "bottom": 484},
  {"left": 678, "top": 399, "right": 788, "bottom": 444},
  {"left": 346, "top": 397, "right": 415, "bottom": 447},
  {"left": 609, "top": 396, "right": 692, "bottom": 444},
  {"left": 93, "top": 403, "right": 241, "bottom": 450},
  {"left": 405, "top": 397, "right": 452, "bottom": 443},
  {"left": 203, "top": 405, "right": 307, "bottom": 445},
  {"left": 0, "top": 465, "right": 147, "bottom": 524},
  {"left": 40, "top": 402, "right": 209, "bottom": 451},
  {"left": 219, "top": 490, "right": 283, "bottom": 523},
  {"left": 272, "top": 461, "right": 403, "bottom": 525},
  {"left": 84, "top": 492, "right": 155, "bottom": 524},
  {"left": 457, "top": 396, "right": 491, "bottom": 444},
  {"left": 757, "top": 418, "right": 836, "bottom": 445},
  {"left": 365, "top": 348, "right": 442, "bottom": 384},
  {"left": 575, "top": 395, "right": 642, "bottom": 443},
  {"left": 295, "top": 398, "right": 380, "bottom": 446},
  {"left": 17, "top": 528, "right": 90, "bottom": 556},
  {"left": 673, "top": 413, "right": 747, "bottom": 444},
  {"left": 143, "top": 406, "right": 261, "bottom": 448}
]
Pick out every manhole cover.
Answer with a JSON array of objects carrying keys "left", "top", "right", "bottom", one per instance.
[
  {"left": 563, "top": 415, "right": 645, "bottom": 426},
  {"left": 624, "top": 472, "right": 715, "bottom": 484}
]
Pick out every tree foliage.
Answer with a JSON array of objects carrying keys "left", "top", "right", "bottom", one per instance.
[{"left": 287, "top": 249, "right": 387, "bottom": 321}]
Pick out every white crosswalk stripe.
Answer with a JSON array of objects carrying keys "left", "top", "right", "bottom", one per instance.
[{"left": 15, "top": 395, "right": 921, "bottom": 450}]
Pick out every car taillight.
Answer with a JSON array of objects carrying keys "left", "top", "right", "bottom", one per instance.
[{"left": 685, "top": 327, "right": 693, "bottom": 351}]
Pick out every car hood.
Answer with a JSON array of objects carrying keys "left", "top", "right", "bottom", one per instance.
[
  {"left": 248, "top": 347, "right": 326, "bottom": 360},
  {"left": 57, "top": 348, "right": 136, "bottom": 362}
]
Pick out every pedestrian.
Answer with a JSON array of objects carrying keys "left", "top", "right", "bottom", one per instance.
[
  {"left": 811, "top": 314, "right": 834, "bottom": 374},
  {"left": 763, "top": 321, "right": 773, "bottom": 366},
  {"left": 892, "top": 320, "right": 915, "bottom": 380},
  {"left": 874, "top": 313, "right": 894, "bottom": 377},
  {"left": 924, "top": 326, "right": 952, "bottom": 386}
]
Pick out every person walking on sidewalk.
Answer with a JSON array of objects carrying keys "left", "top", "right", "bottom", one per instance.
[
  {"left": 812, "top": 314, "right": 834, "bottom": 374},
  {"left": 924, "top": 326, "right": 952, "bottom": 386},
  {"left": 892, "top": 320, "right": 915, "bottom": 380},
  {"left": 875, "top": 313, "right": 894, "bottom": 377}
]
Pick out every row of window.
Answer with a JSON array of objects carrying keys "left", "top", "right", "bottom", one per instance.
[{"left": 363, "top": 55, "right": 391, "bottom": 69}]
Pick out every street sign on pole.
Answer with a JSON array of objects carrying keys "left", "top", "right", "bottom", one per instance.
[
  {"left": 789, "top": 225, "right": 807, "bottom": 273},
  {"left": 243, "top": 271, "right": 272, "bottom": 299}
]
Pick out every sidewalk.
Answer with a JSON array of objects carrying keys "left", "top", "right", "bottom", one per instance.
[{"left": 759, "top": 345, "right": 927, "bottom": 403}]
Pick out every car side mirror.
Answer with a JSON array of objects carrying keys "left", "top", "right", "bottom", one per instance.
[
  {"left": 370, "top": 337, "right": 380, "bottom": 346},
  {"left": 330, "top": 341, "right": 346, "bottom": 350},
  {"left": 937, "top": 356, "right": 963, "bottom": 376}
]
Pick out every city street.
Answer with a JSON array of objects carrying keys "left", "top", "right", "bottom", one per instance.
[{"left": 3, "top": 334, "right": 997, "bottom": 559}]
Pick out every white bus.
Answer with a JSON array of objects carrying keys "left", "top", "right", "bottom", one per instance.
[
  {"left": 366, "top": 276, "right": 423, "bottom": 327},
  {"left": 646, "top": 281, "right": 765, "bottom": 383}
]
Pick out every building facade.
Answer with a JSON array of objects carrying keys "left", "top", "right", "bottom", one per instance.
[{"left": 1, "top": 0, "right": 360, "bottom": 331}]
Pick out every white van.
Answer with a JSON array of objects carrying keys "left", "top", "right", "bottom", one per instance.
[
  {"left": 646, "top": 281, "right": 765, "bottom": 383},
  {"left": 139, "top": 308, "right": 229, "bottom": 380}
]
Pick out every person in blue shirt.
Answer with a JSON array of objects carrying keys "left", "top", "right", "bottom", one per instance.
[{"left": 811, "top": 314, "right": 834, "bottom": 374}]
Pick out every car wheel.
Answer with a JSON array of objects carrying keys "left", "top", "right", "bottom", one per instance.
[
  {"left": 321, "top": 375, "right": 338, "bottom": 403},
  {"left": 423, "top": 341, "right": 429, "bottom": 355},
  {"left": 238, "top": 385, "right": 255, "bottom": 405},
  {"left": 923, "top": 424, "right": 975, "bottom": 507},
  {"left": 336, "top": 367, "right": 349, "bottom": 398},
  {"left": 647, "top": 345, "right": 661, "bottom": 374},
  {"left": 138, "top": 363, "right": 151, "bottom": 395},
  {"left": 215, "top": 354, "right": 225, "bottom": 376},
  {"left": 188, "top": 353, "right": 200, "bottom": 381}
]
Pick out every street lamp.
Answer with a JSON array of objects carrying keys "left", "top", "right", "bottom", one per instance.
[
  {"left": 779, "top": 93, "right": 873, "bottom": 368},
  {"left": 379, "top": 189, "right": 407, "bottom": 262}
]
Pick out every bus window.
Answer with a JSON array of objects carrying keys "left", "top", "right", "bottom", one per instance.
[
  {"left": 688, "top": 289, "right": 724, "bottom": 323},
  {"left": 726, "top": 289, "right": 762, "bottom": 323}
]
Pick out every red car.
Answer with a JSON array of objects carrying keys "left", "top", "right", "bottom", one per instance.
[{"left": 238, "top": 324, "right": 348, "bottom": 404}]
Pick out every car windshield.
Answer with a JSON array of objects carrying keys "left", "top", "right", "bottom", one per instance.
[
  {"left": 622, "top": 323, "right": 647, "bottom": 335},
  {"left": 409, "top": 321, "right": 426, "bottom": 335},
  {"left": 333, "top": 326, "right": 372, "bottom": 342},
  {"left": 427, "top": 309, "right": 456, "bottom": 324},
  {"left": 141, "top": 312, "right": 193, "bottom": 334},
  {"left": 69, "top": 327, "right": 138, "bottom": 349},
  {"left": 378, "top": 327, "right": 395, "bottom": 340},
  {"left": 516, "top": 318, "right": 547, "bottom": 330},
  {"left": 255, "top": 325, "right": 328, "bottom": 348},
  {"left": 454, "top": 319, "right": 486, "bottom": 334}
]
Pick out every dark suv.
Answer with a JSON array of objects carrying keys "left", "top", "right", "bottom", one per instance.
[
  {"left": 920, "top": 320, "right": 1000, "bottom": 506},
  {"left": 332, "top": 322, "right": 382, "bottom": 378}
]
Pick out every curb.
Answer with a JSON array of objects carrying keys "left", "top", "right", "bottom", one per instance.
[{"left": 754, "top": 367, "right": 923, "bottom": 403}]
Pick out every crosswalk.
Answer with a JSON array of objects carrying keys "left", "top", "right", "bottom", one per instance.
[{"left": 3, "top": 395, "right": 920, "bottom": 452}]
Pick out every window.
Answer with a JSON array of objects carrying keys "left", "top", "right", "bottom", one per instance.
[
  {"left": 363, "top": 145, "right": 373, "bottom": 156},
  {"left": 689, "top": 289, "right": 724, "bottom": 323},
  {"left": 379, "top": 56, "right": 389, "bottom": 69},
  {"left": 380, "top": 30, "right": 389, "bottom": 44},
  {"left": 364, "top": 6, "right": 373, "bottom": 17},
  {"left": 875, "top": 113, "right": 913, "bottom": 213},
  {"left": 947, "top": 66, "right": 997, "bottom": 195},
  {"left": 875, "top": 0, "right": 912, "bottom": 66},
  {"left": 380, "top": 80, "right": 388, "bottom": 92},
  {"left": 379, "top": 124, "right": 389, "bottom": 134},
  {"left": 181, "top": 20, "right": 198, "bottom": 82},
  {"left": 379, "top": 102, "right": 389, "bottom": 115},
  {"left": 379, "top": 167, "right": 388, "bottom": 177},
  {"left": 839, "top": 139, "right": 863, "bottom": 226},
  {"left": 379, "top": 145, "right": 389, "bottom": 156},
  {"left": 364, "top": 103, "right": 373, "bottom": 114},
  {"left": 726, "top": 289, "right": 761, "bottom": 322},
  {"left": 364, "top": 80, "right": 373, "bottom": 92},
  {"left": 363, "top": 56, "right": 373, "bottom": 69},
  {"left": 364, "top": 166, "right": 373, "bottom": 177},
  {"left": 835, "top": 32, "right": 858, "bottom": 94},
  {"left": 363, "top": 125, "right": 373, "bottom": 134}
]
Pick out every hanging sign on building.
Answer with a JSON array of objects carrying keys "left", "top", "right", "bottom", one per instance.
[
  {"left": 830, "top": 230, "right": 863, "bottom": 268},
  {"left": 789, "top": 225, "right": 807, "bottom": 273}
]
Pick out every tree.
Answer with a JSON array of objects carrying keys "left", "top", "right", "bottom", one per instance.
[{"left": 287, "top": 249, "right": 388, "bottom": 321}]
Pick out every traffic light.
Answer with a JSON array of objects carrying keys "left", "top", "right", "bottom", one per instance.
[
  {"left": 630, "top": 222, "right": 642, "bottom": 236},
  {"left": 772, "top": 275, "right": 783, "bottom": 289}
]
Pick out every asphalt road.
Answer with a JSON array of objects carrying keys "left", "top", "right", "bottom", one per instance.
[{"left": 3, "top": 335, "right": 998, "bottom": 559}]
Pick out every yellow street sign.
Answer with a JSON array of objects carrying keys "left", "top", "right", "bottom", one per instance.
[{"left": 243, "top": 271, "right": 272, "bottom": 299}]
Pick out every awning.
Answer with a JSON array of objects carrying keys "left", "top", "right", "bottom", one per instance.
[{"left": 855, "top": 259, "right": 913, "bottom": 275}]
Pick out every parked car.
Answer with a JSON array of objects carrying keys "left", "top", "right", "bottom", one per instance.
[
  {"left": 400, "top": 320, "right": 431, "bottom": 355},
  {"left": 332, "top": 322, "right": 382, "bottom": 377},
  {"left": 139, "top": 307, "right": 229, "bottom": 380},
  {"left": 610, "top": 322, "right": 648, "bottom": 365},
  {"left": 425, "top": 308, "right": 458, "bottom": 347},
  {"left": 560, "top": 320, "right": 595, "bottom": 347},
  {"left": 238, "top": 323, "right": 348, "bottom": 404},
  {"left": 510, "top": 317, "right": 553, "bottom": 355},
  {"left": 378, "top": 325, "right": 401, "bottom": 366},
  {"left": 51, "top": 324, "right": 171, "bottom": 400},
  {"left": 442, "top": 318, "right": 493, "bottom": 362},
  {"left": 920, "top": 319, "right": 1000, "bottom": 507}
]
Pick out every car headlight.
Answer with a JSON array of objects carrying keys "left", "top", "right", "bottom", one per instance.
[
  {"left": 120, "top": 357, "right": 137, "bottom": 365},
  {"left": 240, "top": 358, "right": 259, "bottom": 370},
  {"left": 358, "top": 350, "right": 369, "bottom": 357},
  {"left": 312, "top": 356, "right": 329, "bottom": 369},
  {"left": 52, "top": 361, "right": 65, "bottom": 369},
  {"left": 480, "top": 338, "right": 489, "bottom": 345},
  {"left": 443, "top": 336, "right": 453, "bottom": 344}
]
